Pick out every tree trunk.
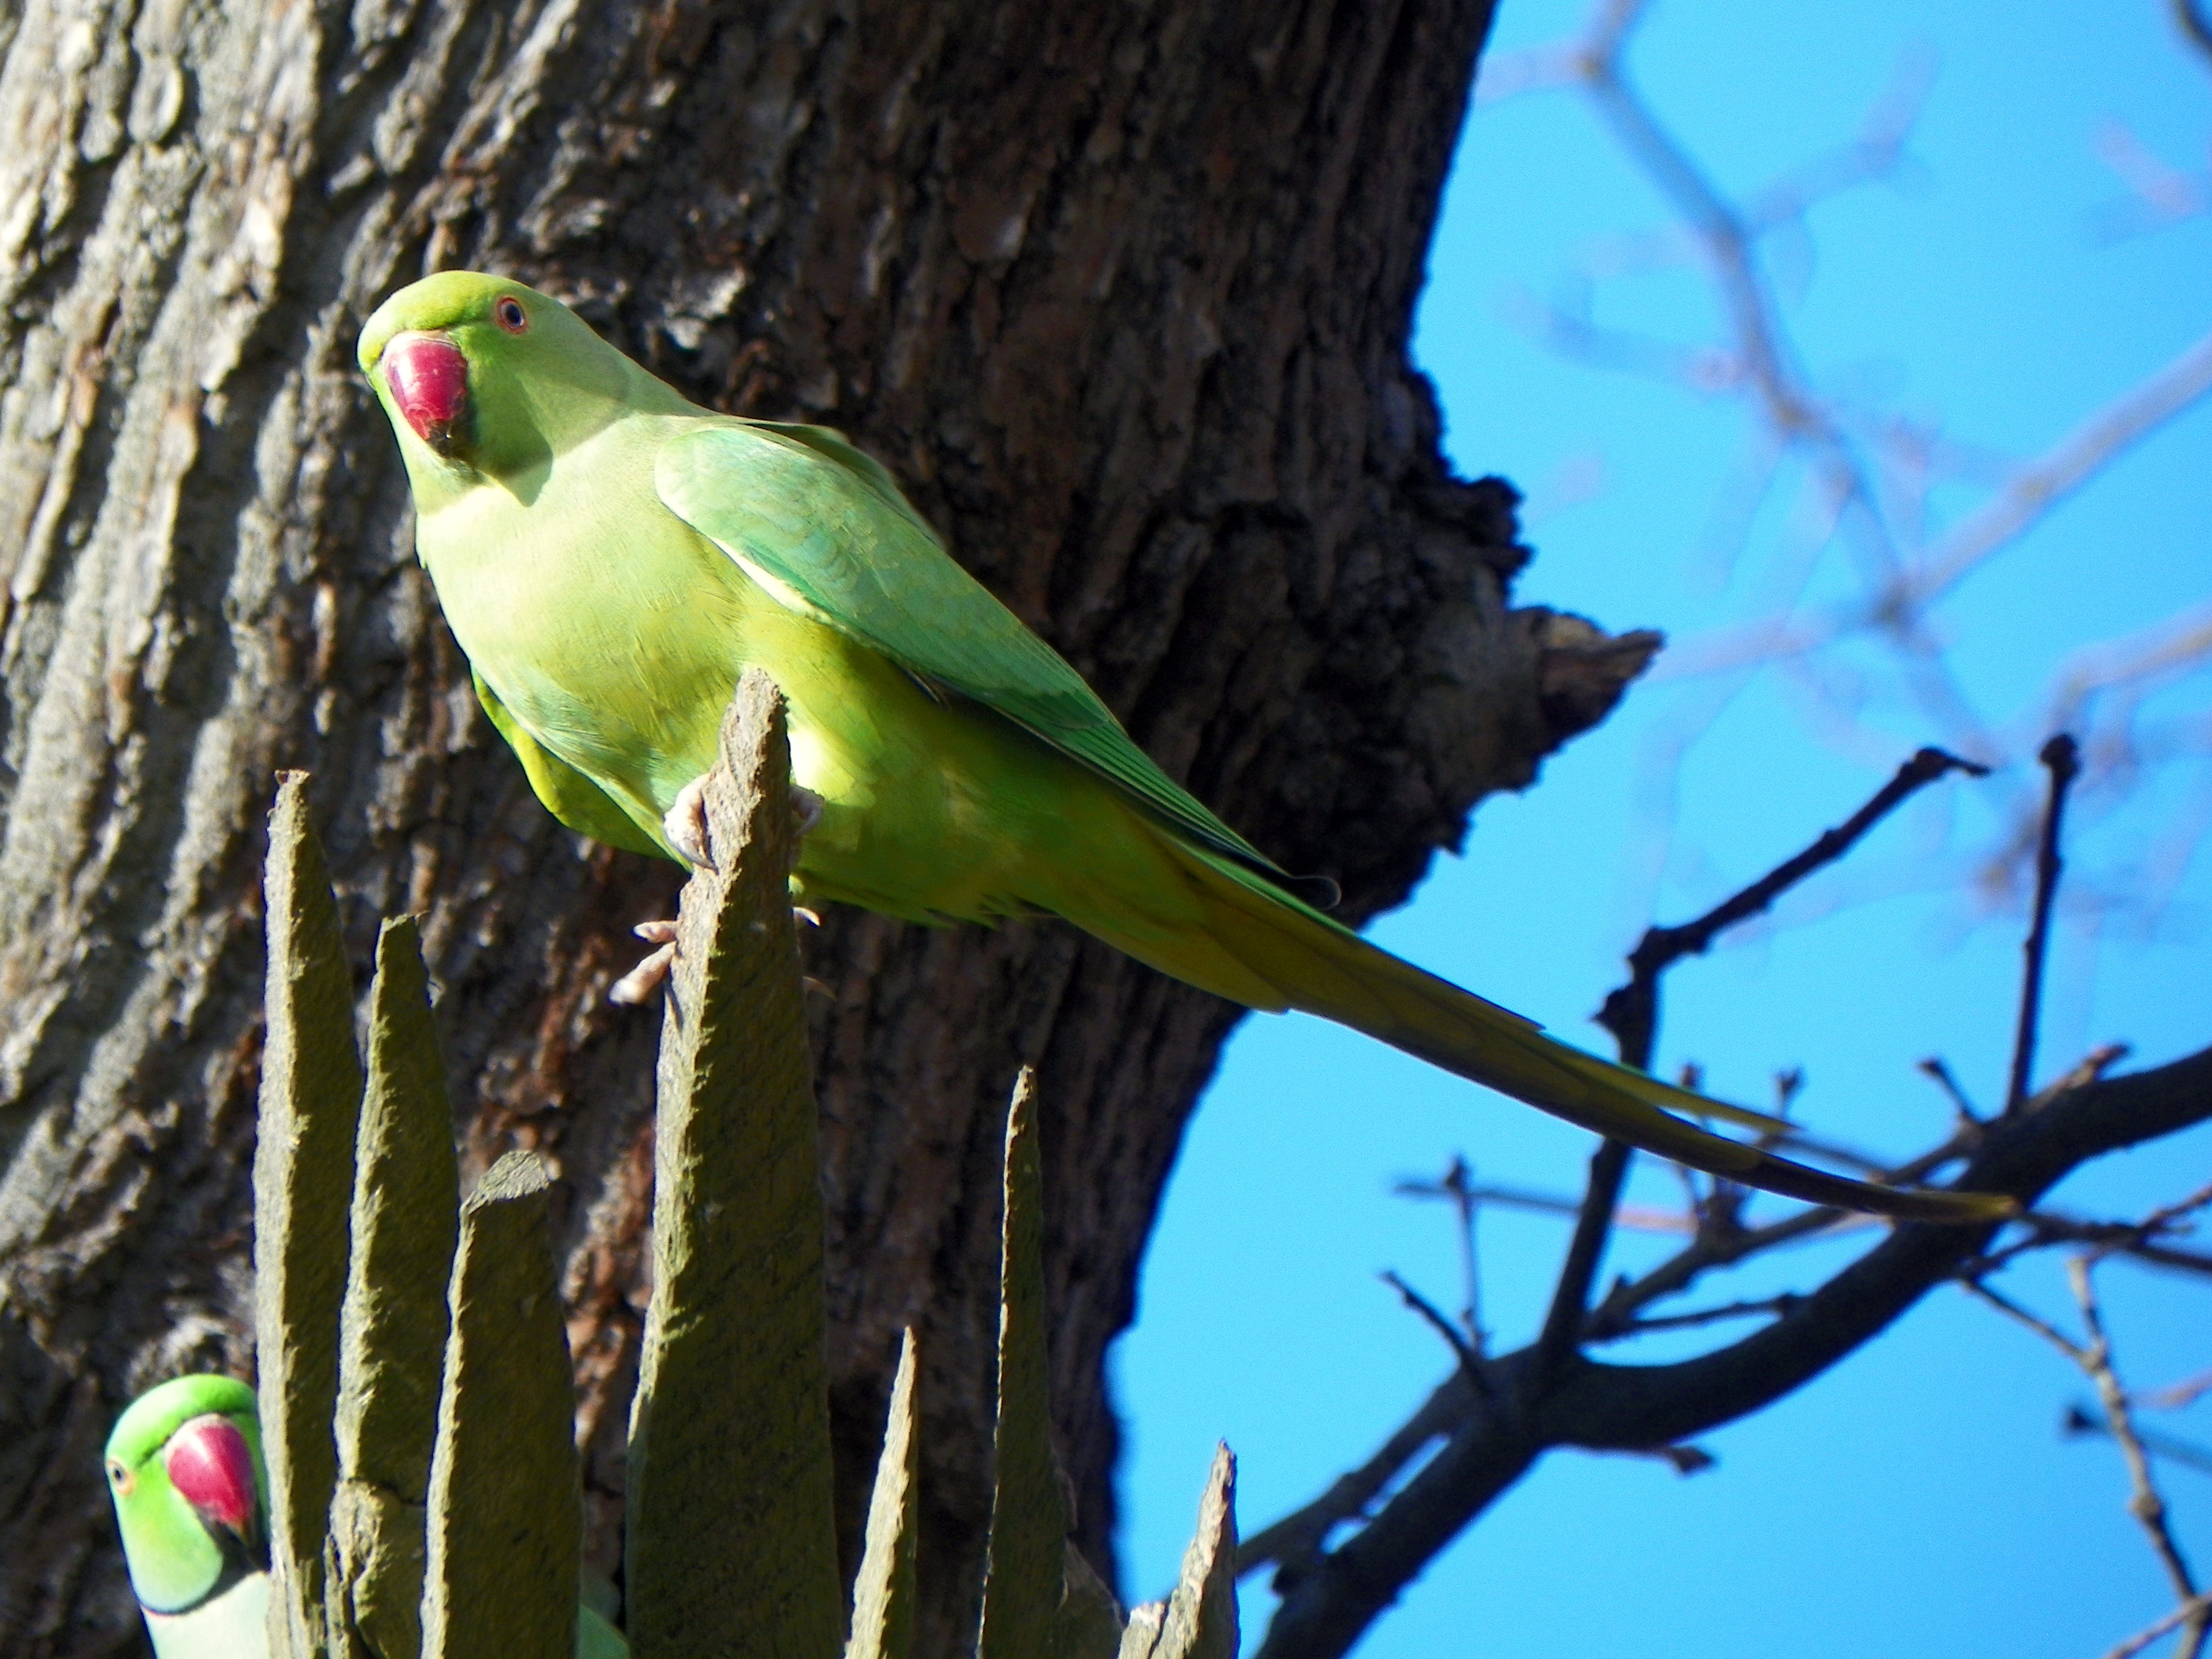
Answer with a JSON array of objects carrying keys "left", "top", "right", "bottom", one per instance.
[{"left": 0, "top": 1, "right": 1655, "bottom": 1652}]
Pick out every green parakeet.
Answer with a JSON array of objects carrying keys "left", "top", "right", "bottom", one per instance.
[
  {"left": 107, "top": 1374, "right": 630, "bottom": 1657},
  {"left": 105, "top": 1375, "right": 271, "bottom": 1659},
  {"left": 356, "top": 271, "right": 2009, "bottom": 1225}
]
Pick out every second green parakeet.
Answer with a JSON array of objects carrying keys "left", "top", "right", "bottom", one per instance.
[
  {"left": 356, "top": 271, "right": 2008, "bottom": 1225},
  {"left": 107, "top": 1374, "right": 630, "bottom": 1658},
  {"left": 105, "top": 1375, "right": 271, "bottom": 1659}
]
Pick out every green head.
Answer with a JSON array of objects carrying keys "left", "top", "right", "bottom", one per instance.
[
  {"left": 105, "top": 1375, "right": 269, "bottom": 1616},
  {"left": 357, "top": 271, "right": 688, "bottom": 504}
]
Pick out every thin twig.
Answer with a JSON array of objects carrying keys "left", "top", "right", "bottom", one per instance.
[
  {"left": 1254, "top": 1045, "right": 2212, "bottom": 1658},
  {"left": 2103, "top": 1595, "right": 2212, "bottom": 1659},
  {"left": 1584, "top": 1201, "right": 1850, "bottom": 1340},
  {"left": 2143, "top": 1370, "right": 2212, "bottom": 1411},
  {"left": 2009, "top": 735, "right": 2082, "bottom": 1112},
  {"left": 1530, "top": 746, "right": 1993, "bottom": 1384},
  {"left": 2066, "top": 1255, "right": 2205, "bottom": 1657},
  {"left": 2065, "top": 1405, "right": 2212, "bottom": 1478},
  {"left": 1656, "top": 325, "right": 2212, "bottom": 686},
  {"left": 1379, "top": 1272, "right": 1488, "bottom": 1390},
  {"left": 2041, "top": 1044, "right": 2136, "bottom": 1104},
  {"left": 1395, "top": 1174, "right": 1696, "bottom": 1235},
  {"left": 1443, "top": 1157, "right": 1486, "bottom": 1353},
  {"left": 2176, "top": 0, "right": 2212, "bottom": 76},
  {"left": 1529, "top": 1141, "right": 1633, "bottom": 1392},
  {"left": 1957, "top": 1158, "right": 2200, "bottom": 1277},
  {"left": 1918, "top": 1056, "right": 1984, "bottom": 1124},
  {"left": 1595, "top": 746, "right": 1987, "bottom": 1064},
  {"left": 1583, "top": 1075, "right": 2032, "bottom": 1341},
  {"left": 1975, "top": 1256, "right": 2211, "bottom": 1657},
  {"left": 1603, "top": 1293, "right": 1804, "bottom": 1339},
  {"left": 1236, "top": 1374, "right": 1477, "bottom": 1582},
  {"left": 1965, "top": 1215, "right": 2212, "bottom": 1282},
  {"left": 1959, "top": 1276, "right": 2084, "bottom": 1357},
  {"left": 2132, "top": 1179, "right": 2212, "bottom": 1238}
]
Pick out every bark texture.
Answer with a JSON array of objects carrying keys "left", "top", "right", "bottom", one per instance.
[{"left": 0, "top": 1, "right": 1658, "bottom": 1652}]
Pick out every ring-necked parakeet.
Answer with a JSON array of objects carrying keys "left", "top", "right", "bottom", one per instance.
[
  {"left": 356, "top": 271, "right": 2009, "bottom": 1225},
  {"left": 105, "top": 1375, "right": 271, "bottom": 1659},
  {"left": 107, "top": 1375, "right": 630, "bottom": 1657}
]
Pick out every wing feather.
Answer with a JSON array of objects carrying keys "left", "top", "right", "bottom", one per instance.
[{"left": 655, "top": 421, "right": 1292, "bottom": 880}]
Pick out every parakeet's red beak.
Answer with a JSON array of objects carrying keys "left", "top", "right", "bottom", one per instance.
[
  {"left": 163, "top": 1413, "right": 262, "bottom": 1557},
  {"left": 384, "top": 332, "right": 471, "bottom": 456}
]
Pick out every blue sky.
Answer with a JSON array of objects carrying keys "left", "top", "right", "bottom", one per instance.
[{"left": 1118, "top": 1, "right": 2211, "bottom": 1652}]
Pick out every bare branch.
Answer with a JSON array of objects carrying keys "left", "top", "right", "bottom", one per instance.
[
  {"left": 1529, "top": 1141, "right": 1634, "bottom": 1392},
  {"left": 2066, "top": 1256, "right": 2206, "bottom": 1657},
  {"left": 1584, "top": 1202, "right": 1857, "bottom": 1340},
  {"left": 1521, "top": 746, "right": 1994, "bottom": 1377},
  {"left": 2009, "top": 735, "right": 2083, "bottom": 1111},
  {"left": 1979, "top": 1179, "right": 2212, "bottom": 1279},
  {"left": 1236, "top": 1373, "right": 1478, "bottom": 1584},
  {"left": 2103, "top": 1595, "right": 2212, "bottom": 1659},
  {"left": 1602, "top": 1294, "right": 1804, "bottom": 1340},
  {"left": 1379, "top": 1272, "right": 1489, "bottom": 1390},
  {"left": 1662, "top": 325, "right": 2212, "bottom": 683},
  {"left": 1443, "top": 1157, "right": 1485, "bottom": 1351},
  {"left": 1959, "top": 1277, "right": 2084, "bottom": 1361},
  {"left": 2143, "top": 1370, "right": 2212, "bottom": 1411},
  {"left": 1596, "top": 746, "right": 1987, "bottom": 1064},
  {"left": 1257, "top": 1044, "right": 2212, "bottom": 1659},
  {"left": 1397, "top": 1172, "right": 1695, "bottom": 1234},
  {"left": 1554, "top": 1050, "right": 2212, "bottom": 1443},
  {"left": 1968, "top": 1212, "right": 2212, "bottom": 1282},
  {"left": 1918, "top": 1056, "right": 1984, "bottom": 1124},
  {"left": 2065, "top": 1405, "right": 2212, "bottom": 1479},
  {"left": 2176, "top": 0, "right": 2212, "bottom": 76}
]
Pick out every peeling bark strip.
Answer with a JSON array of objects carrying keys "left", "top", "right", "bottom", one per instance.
[{"left": 0, "top": 2, "right": 1653, "bottom": 1652}]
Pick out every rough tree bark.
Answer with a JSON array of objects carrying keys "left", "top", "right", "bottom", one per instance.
[{"left": 0, "top": 1, "right": 1658, "bottom": 1652}]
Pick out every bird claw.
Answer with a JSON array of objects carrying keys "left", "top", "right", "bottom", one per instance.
[
  {"left": 609, "top": 941, "right": 676, "bottom": 1004},
  {"left": 663, "top": 776, "right": 714, "bottom": 869},
  {"left": 611, "top": 904, "right": 816, "bottom": 1004},
  {"left": 609, "top": 920, "right": 680, "bottom": 1004},
  {"left": 668, "top": 778, "right": 820, "bottom": 867}
]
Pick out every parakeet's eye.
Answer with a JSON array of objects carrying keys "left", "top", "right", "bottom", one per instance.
[
  {"left": 107, "top": 1458, "right": 133, "bottom": 1494},
  {"left": 495, "top": 297, "right": 529, "bottom": 333}
]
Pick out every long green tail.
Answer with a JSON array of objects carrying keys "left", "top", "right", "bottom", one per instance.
[{"left": 1086, "top": 834, "right": 2012, "bottom": 1226}]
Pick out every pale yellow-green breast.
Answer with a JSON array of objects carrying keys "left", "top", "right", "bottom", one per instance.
[{"left": 414, "top": 410, "right": 1136, "bottom": 924}]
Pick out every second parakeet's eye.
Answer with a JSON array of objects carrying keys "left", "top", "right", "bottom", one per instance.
[{"left": 496, "top": 295, "right": 529, "bottom": 333}]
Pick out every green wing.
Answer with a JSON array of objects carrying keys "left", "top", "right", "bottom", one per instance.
[
  {"left": 655, "top": 421, "right": 1289, "bottom": 879},
  {"left": 473, "top": 670, "right": 671, "bottom": 859}
]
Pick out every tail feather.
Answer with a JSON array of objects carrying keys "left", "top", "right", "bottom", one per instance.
[{"left": 1077, "top": 834, "right": 2013, "bottom": 1226}]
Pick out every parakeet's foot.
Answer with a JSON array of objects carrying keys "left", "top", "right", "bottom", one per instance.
[
  {"left": 791, "top": 783, "right": 825, "bottom": 838},
  {"left": 621, "top": 771, "right": 825, "bottom": 1003},
  {"left": 663, "top": 778, "right": 715, "bottom": 869},
  {"left": 609, "top": 920, "right": 679, "bottom": 1004},
  {"left": 664, "top": 777, "right": 824, "bottom": 869},
  {"left": 609, "top": 905, "right": 822, "bottom": 1004}
]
